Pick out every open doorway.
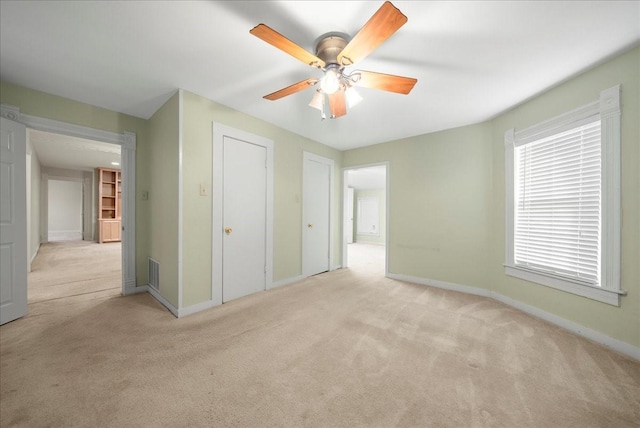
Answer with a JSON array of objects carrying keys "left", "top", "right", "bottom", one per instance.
[
  {"left": 342, "top": 163, "right": 388, "bottom": 275},
  {"left": 26, "top": 129, "right": 123, "bottom": 306}
]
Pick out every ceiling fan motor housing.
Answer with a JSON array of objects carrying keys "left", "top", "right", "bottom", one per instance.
[{"left": 315, "top": 34, "right": 348, "bottom": 66}]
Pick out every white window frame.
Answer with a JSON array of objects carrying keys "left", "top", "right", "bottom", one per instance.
[{"left": 504, "top": 85, "right": 624, "bottom": 306}]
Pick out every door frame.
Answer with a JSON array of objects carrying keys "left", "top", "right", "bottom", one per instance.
[
  {"left": 342, "top": 162, "right": 390, "bottom": 275},
  {"left": 0, "top": 104, "right": 137, "bottom": 296},
  {"left": 302, "top": 151, "right": 334, "bottom": 277},
  {"left": 212, "top": 123, "right": 274, "bottom": 306}
]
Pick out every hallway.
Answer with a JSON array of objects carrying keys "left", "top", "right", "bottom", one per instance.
[{"left": 28, "top": 241, "right": 121, "bottom": 311}]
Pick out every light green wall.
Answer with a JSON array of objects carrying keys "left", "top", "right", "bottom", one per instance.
[
  {"left": 344, "top": 46, "right": 639, "bottom": 348},
  {"left": 147, "top": 92, "right": 180, "bottom": 307},
  {"left": 0, "top": 81, "right": 151, "bottom": 286},
  {"left": 181, "top": 91, "right": 212, "bottom": 307},
  {"left": 354, "top": 188, "right": 386, "bottom": 245},
  {"left": 343, "top": 122, "right": 494, "bottom": 289},
  {"left": 180, "top": 90, "right": 343, "bottom": 308},
  {"left": 489, "top": 46, "right": 640, "bottom": 347}
]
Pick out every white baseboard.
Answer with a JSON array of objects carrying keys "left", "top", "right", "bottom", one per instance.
[
  {"left": 124, "top": 278, "right": 138, "bottom": 292},
  {"left": 124, "top": 284, "right": 148, "bottom": 296},
  {"left": 144, "top": 275, "right": 309, "bottom": 319},
  {"left": 178, "top": 299, "right": 218, "bottom": 318},
  {"left": 30, "top": 243, "right": 41, "bottom": 265},
  {"left": 387, "top": 272, "right": 492, "bottom": 298},
  {"left": 387, "top": 272, "right": 640, "bottom": 361},
  {"left": 353, "top": 241, "right": 385, "bottom": 246},
  {"left": 492, "top": 293, "right": 640, "bottom": 361},
  {"left": 270, "top": 275, "right": 305, "bottom": 289},
  {"left": 271, "top": 269, "right": 342, "bottom": 289},
  {"left": 147, "top": 286, "right": 179, "bottom": 318},
  {"left": 48, "top": 230, "right": 82, "bottom": 241},
  {"left": 145, "top": 287, "right": 219, "bottom": 318}
]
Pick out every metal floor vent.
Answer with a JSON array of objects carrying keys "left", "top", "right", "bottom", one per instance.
[{"left": 148, "top": 257, "right": 160, "bottom": 291}]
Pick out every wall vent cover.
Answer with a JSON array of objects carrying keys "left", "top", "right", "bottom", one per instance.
[{"left": 148, "top": 257, "right": 160, "bottom": 291}]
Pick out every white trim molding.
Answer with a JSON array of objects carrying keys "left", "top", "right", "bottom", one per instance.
[
  {"left": 212, "top": 122, "right": 274, "bottom": 306},
  {"left": 302, "top": 151, "right": 335, "bottom": 277},
  {"left": 387, "top": 273, "right": 492, "bottom": 298},
  {"left": 504, "top": 129, "right": 515, "bottom": 267},
  {"left": 2, "top": 104, "right": 139, "bottom": 296},
  {"left": 178, "top": 299, "right": 217, "bottom": 318},
  {"left": 147, "top": 286, "right": 178, "bottom": 317},
  {"left": 387, "top": 272, "right": 639, "bottom": 362},
  {"left": 177, "top": 90, "right": 184, "bottom": 309},
  {"left": 270, "top": 275, "right": 305, "bottom": 290},
  {"left": 503, "top": 85, "right": 623, "bottom": 306},
  {"left": 341, "top": 161, "right": 390, "bottom": 276},
  {"left": 121, "top": 131, "right": 137, "bottom": 295},
  {"left": 599, "top": 85, "right": 622, "bottom": 301},
  {"left": 48, "top": 231, "right": 83, "bottom": 241},
  {"left": 2, "top": 105, "right": 128, "bottom": 146}
]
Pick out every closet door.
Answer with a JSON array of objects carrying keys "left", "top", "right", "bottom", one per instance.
[
  {"left": 303, "top": 152, "right": 332, "bottom": 277},
  {"left": 222, "top": 136, "right": 267, "bottom": 302}
]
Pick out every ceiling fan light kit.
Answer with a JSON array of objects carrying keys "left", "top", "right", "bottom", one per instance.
[
  {"left": 249, "top": 1, "right": 417, "bottom": 120},
  {"left": 320, "top": 65, "right": 341, "bottom": 95}
]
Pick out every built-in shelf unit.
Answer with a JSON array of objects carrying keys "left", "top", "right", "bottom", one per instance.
[{"left": 97, "top": 167, "right": 121, "bottom": 243}]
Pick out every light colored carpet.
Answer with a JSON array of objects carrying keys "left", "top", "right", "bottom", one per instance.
[
  {"left": 28, "top": 240, "right": 122, "bottom": 305},
  {"left": 1, "top": 243, "right": 639, "bottom": 427}
]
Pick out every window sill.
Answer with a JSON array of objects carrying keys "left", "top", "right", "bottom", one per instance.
[{"left": 504, "top": 265, "right": 623, "bottom": 306}]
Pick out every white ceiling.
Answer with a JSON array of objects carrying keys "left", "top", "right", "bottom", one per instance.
[
  {"left": 347, "top": 166, "right": 386, "bottom": 190},
  {"left": 1, "top": 1, "right": 639, "bottom": 152},
  {"left": 28, "top": 129, "right": 121, "bottom": 171}
]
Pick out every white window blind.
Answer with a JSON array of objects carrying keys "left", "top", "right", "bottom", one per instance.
[{"left": 514, "top": 119, "right": 601, "bottom": 285}]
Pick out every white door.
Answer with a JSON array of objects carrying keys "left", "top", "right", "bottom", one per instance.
[
  {"left": 222, "top": 136, "right": 267, "bottom": 302},
  {"left": 303, "top": 153, "right": 332, "bottom": 276},
  {"left": 0, "top": 117, "right": 28, "bottom": 325}
]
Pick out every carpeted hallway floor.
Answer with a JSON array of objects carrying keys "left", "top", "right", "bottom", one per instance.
[
  {"left": 1, "top": 242, "right": 639, "bottom": 427},
  {"left": 28, "top": 240, "right": 122, "bottom": 304}
]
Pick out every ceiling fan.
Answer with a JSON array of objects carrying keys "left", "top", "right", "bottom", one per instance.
[{"left": 249, "top": 1, "right": 417, "bottom": 119}]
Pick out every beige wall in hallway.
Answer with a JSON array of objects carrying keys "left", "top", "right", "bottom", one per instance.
[{"left": 0, "top": 81, "right": 152, "bottom": 286}]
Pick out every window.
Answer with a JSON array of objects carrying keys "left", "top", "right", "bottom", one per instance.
[{"left": 504, "top": 85, "right": 623, "bottom": 305}]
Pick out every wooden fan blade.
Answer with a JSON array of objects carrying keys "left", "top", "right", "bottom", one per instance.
[
  {"left": 263, "top": 78, "right": 319, "bottom": 101},
  {"left": 352, "top": 70, "right": 417, "bottom": 94},
  {"left": 337, "top": 1, "right": 407, "bottom": 66},
  {"left": 328, "top": 90, "right": 347, "bottom": 118},
  {"left": 250, "top": 24, "right": 326, "bottom": 69}
]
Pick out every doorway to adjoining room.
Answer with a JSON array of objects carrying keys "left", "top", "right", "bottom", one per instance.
[
  {"left": 343, "top": 164, "right": 387, "bottom": 275},
  {"left": 27, "top": 129, "right": 123, "bottom": 309}
]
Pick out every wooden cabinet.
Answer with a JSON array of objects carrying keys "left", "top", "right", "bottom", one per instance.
[{"left": 98, "top": 168, "right": 122, "bottom": 243}]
